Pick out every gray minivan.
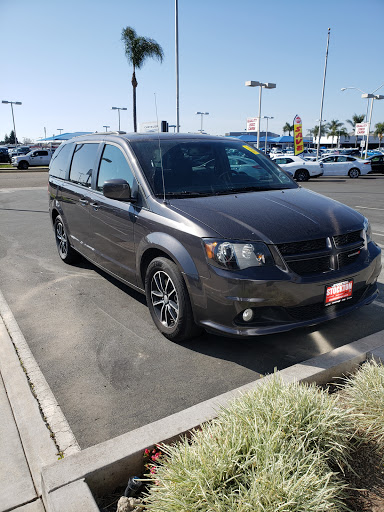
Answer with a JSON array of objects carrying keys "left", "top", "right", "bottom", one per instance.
[{"left": 48, "top": 132, "right": 381, "bottom": 341}]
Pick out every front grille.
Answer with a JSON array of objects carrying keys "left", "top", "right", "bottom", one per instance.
[
  {"left": 288, "top": 256, "right": 331, "bottom": 275},
  {"left": 286, "top": 287, "right": 367, "bottom": 321},
  {"left": 277, "top": 238, "right": 327, "bottom": 256},
  {"left": 338, "top": 249, "right": 362, "bottom": 268},
  {"left": 333, "top": 230, "right": 362, "bottom": 247}
]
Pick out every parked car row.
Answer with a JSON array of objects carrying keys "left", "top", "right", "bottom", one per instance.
[{"left": 270, "top": 153, "right": 375, "bottom": 180}]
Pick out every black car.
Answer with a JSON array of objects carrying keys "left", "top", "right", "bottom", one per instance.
[
  {"left": 48, "top": 133, "right": 381, "bottom": 341},
  {"left": 0, "top": 146, "right": 11, "bottom": 163},
  {"left": 367, "top": 154, "right": 384, "bottom": 174}
]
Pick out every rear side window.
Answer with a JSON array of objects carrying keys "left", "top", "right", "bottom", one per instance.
[
  {"left": 49, "top": 143, "right": 74, "bottom": 179},
  {"left": 346, "top": 157, "right": 356, "bottom": 162},
  {"left": 97, "top": 144, "right": 135, "bottom": 191},
  {"left": 69, "top": 143, "right": 99, "bottom": 187}
]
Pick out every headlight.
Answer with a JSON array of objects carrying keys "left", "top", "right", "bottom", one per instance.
[
  {"left": 203, "top": 239, "right": 274, "bottom": 270},
  {"left": 363, "top": 218, "right": 372, "bottom": 243}
]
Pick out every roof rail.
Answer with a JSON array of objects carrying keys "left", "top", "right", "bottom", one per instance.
[{"left": 93, "top": 131, "right": 127, "bottom": 135}]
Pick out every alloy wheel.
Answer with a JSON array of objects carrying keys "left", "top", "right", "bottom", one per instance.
[
  {"left": 150, "top": 270, "right": 179, "bottom": 328},
  {"left": 56, "top": 221, "right": 68, "bottom": 258}
]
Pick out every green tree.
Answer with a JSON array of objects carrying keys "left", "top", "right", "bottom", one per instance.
[
  {"left": 282, "top": 122, "right": 294, "bottom": 136},
  {"left": 4, "top": 131, "right": 17, "bottom": 145},
  {"left": 346, "top": 114, "right": 365, "bottom": 147},
  {"left": 121, "top": 26, "right": 164, "bottom": 132},
  {"left": 326, "top": 120, "right": 348, "bottom": 148},
  {"left": 374, "top": 122, "right": 384, "bottom": 148},
  {"left": 307, "top": 125, "right": 326, "bottom": 141}
]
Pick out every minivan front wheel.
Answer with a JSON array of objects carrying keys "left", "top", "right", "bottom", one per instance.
[
  {"left": 54, "top": 215, "right": 79, "bottom": 264},
  {"left": 145, "top": 257, "right": 202, "bottom": 342}
]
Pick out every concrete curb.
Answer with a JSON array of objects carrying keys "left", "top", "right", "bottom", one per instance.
[
  {"left": 0, "top": 167, "right": 48, "bottom": 173},
  {"left": 0, "top": 290, "right": 80, "bottom": 459},
  {"left": 41, "top": 329, "right": 384, "bottom": 511}
]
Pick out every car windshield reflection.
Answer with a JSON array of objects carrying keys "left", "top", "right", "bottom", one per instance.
[{"left": 130, "top": 140, "right": 297, "bottom": 198}]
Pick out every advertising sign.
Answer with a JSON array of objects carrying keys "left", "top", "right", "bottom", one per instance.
[
  {"left": 355, "top": 123, "right": 369, "bottom": 136},
  {"left": 246, "top": 117, "right": 259, "bottom": 132},
  {"left": 293, "top": 115, "right": 304, "bottom": 155}
]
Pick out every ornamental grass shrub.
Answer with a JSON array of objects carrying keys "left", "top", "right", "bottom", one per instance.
[
  {"left": 145, "top": 376, "right": 353, "bottom": 512},
  {"left": 342, "top": 359, "right": 384, "bottom": 444}
]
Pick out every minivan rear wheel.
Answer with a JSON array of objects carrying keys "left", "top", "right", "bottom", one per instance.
[
  {"left": 54, "top": 215, "right": 79, "bottom": 264},
  {"left": 145, "top": 257, "right": 202, "bottom": 342}
]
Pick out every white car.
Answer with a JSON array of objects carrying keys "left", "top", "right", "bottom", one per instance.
[
  {"left": 12, "top": 149, "right": 53, "bottom": 170},
  {"left": 318, "top": 155, "right": 372, "bottom": 178},
  {"left": 270, "top": 155, "right": 323, "bottom": 181}
]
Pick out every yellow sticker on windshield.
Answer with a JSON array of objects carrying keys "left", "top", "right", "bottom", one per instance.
[{"left": 243, "top": 145, "right": 259, "bottom": 155}]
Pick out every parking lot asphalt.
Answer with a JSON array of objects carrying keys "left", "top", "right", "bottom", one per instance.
[{"left": 0, "top": 172, "right": 383, "bottom": 449}]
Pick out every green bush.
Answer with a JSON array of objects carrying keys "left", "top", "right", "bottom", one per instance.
[
  {"left": 342, "top": 359, "right": 384, "bottom": 444},
  {"left": 145, "top": 376, "right": 352, "bottom": 511}
]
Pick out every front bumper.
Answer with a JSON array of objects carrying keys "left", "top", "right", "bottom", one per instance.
[{"left": 188, "top": 242, "right": 381, "bottom": 337}]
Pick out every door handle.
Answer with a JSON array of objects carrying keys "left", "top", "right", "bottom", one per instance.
[
  {"left": 90, "top": 202, "right": 99, "bottom": 211},
  {"left": 79, "top": 199, "right": 88, "bottom": 206}
]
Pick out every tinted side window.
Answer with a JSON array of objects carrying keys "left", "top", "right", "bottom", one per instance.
[
  {"left": 346, "top": 157, "right": 356, "bottom": 162},
  {"left": 50, "top": 143, "right": 74, "bottom": 179},
  {"left": 97, "top": 144, "right": 135, "bottom": 191},
  {"left": 337, "top": 156, "right": 347, "bottom": 162},
  {"left": 69, "top": 143, "right": 99, "bottom": 187},
  {"left": 40, "top": 151, "right": 48, "bottom": 156}
]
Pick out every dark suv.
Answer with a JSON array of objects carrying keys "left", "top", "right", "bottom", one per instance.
[{"left": 48, "top": 133, "right": 381, "bottom": 341}]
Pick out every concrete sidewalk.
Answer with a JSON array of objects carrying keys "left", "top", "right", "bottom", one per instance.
[{"left": 0, "top": 317, "right": 57, "bottom": 512}]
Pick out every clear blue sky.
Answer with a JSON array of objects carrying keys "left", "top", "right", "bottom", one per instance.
[{"left": 1, "top": 0, "right": 383, "bottom": 142}]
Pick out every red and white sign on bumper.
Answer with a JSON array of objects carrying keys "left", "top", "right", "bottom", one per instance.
[{"left": 325, "top": 280, "right": 353, "bottom": 306}]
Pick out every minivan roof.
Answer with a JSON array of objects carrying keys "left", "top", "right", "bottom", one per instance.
[{"left": 65, "top": 132, "right": 235, "bottom": 143}]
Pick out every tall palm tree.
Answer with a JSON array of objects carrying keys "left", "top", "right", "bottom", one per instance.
[
  {"left": 374, "top": 122, "right": 384, "bottom": 148},
  {"left": 282, "top": 122, "right": 294, "bottom": 136},
  {"left": 346, "top": 114, "right": 365, "bottom": 147},
  {"left": 307, "top": 125, "right": 326, "bottom": 142},
  {"left": 121, "top": 26, "right": 164, "bottom": 132},
  {"left": 326, "top": 119, "right": 348, "bottom": 148}
]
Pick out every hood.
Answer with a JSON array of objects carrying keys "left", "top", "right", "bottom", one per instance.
[{"left": 168, "top": 188, "right": 364, "bottom": 244}]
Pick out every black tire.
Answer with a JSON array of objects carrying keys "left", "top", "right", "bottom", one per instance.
[
  {"left": 54, "top": 215, "right": 79, "bottom": 264},
  {"left": 348, "top": 168, "right": 360, "bottom": 179},
  {"left": 145, "top": 257, "right": 202, "bottom": 342},
  {"left": 18, "top": 161, "right": 28, "bottom": 170},
  {"left": 294, "top": 169, "right": 310, "bottom": 182}
]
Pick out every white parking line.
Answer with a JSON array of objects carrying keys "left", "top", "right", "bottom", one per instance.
[
  {"left": 373, "top": 232, "right": 384, "bottom": 237},
  {"left": 355, "top": 206, "right": 384, "bottom": 211}
]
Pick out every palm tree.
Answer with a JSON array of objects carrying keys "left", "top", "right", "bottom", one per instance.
[
  {"left": 121, "top": 26, "right": 164, "bottom": 132},
  {"left": 326, "top": 119, "right": 348, "bottom": 148},
  {"left": 374, "top": 122, "right": 384, "bottom": 148},
  {"left": 346, "top": 114, "right": 365, "bottom": 147},
  {"left": 282, "top": 122, "right": 294, "bottom": 136},
  {"left": 307, "top": 125, "right": 326, "bottom": 142}
]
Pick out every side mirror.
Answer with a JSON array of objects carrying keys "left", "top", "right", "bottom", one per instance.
[{"left": 103, "top": 179, "right": 135, "bottom": 201}]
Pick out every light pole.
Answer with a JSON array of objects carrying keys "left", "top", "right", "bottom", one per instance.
[
  {"left": 195, "top": 112, "right": 209, "bottom": 133},
  {"left": 111, "top": 107, "right": 127, "bottom": 131},
  {"left": 316, "top": 28, "right": 331, "bottom": 161},
  {"left": 341, "top": 84, "right": 384, "bottom": 158},
  {"left": 315, "top": 119, "right": 326, "bottom": 149},
  {"left": 263, "top": 116, "right": 273, "bottom": 153},
  {"left": 245, "top": 81, "right": 276, "bottom": 149},
  {"left": 2, "top": 100, "right": 22, "bottom": 149},
  {"left": 57, "top": 128, "right": 63, "bottom": 136},
  {"left": 103, "top": 125, "right": 110, "bottom": 132}
]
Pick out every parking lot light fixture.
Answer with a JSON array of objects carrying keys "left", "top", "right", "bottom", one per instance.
[
  {"left": 111, "top": 107, "right": 127, "bottom": 131},
  {"left": 263, "top": 116, "right": 274, "bottom": 153},
  {"left": 195, "top": 112, "right": 209, "bottom": 134},
  {"left": 57, "top": 129, "right": 63, "bottom": 135},
  {"left": 245, "top": 82, "right": 276, "bottom": 149},
  {"left": 103, "top": 125, "right": 110, "bottom": 132},
  {"left": 2, "top": 100, "right": 22, "bottom": 149}
]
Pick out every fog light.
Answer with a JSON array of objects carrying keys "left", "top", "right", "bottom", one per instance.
[{"left": 242, "top": 308, "right": 254, "bottom": 322}]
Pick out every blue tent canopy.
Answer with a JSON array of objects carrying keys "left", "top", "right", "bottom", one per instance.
[
  {"left": 236, "top": 134, "right": 258, "bottom": 142},
  {"left": 270, "top": 135, "right": 294, "bottom": 143},
  {"left": 37, "top": 132, "right": 92, "bottom": 142}
]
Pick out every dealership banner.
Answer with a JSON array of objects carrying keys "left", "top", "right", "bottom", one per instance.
[
  {"left": 246, "top": 117, "right": 259, "bottom": 132},
  {"left": 293, "top": 115, "right": 304, "bottom": 155}
]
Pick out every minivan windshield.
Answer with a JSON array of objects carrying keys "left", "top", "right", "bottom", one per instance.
[{"left": 130, "top": 139, "right": 298, "bottom": 198}]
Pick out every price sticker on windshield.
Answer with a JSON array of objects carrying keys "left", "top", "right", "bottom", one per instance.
[
  {"left": 243, "top": 145, "right": 260, "bottom": 155},
  {"left": 325, "top": 280, "right": 353, "bottom": 306}
]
